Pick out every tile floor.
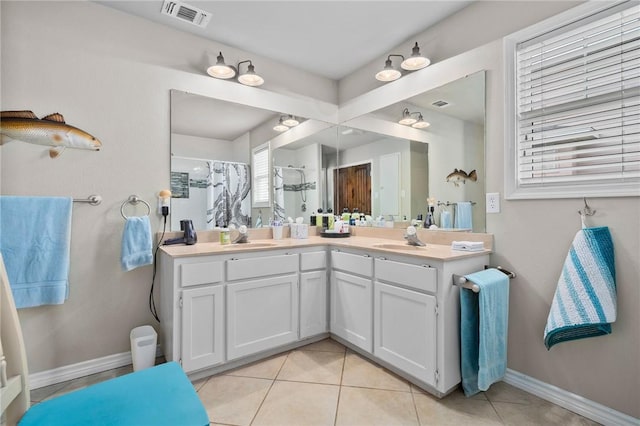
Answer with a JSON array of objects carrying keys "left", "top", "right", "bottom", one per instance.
[{"left": 31, "top": 338, "right": 600, "bottom": 425}]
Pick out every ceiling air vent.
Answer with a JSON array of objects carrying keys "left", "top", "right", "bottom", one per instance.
[
  {"left": 161, "top": 0, "right": 212, "bottom": 28},
  {"left": 432, "top": 100, "right": 450, "bottom": 108}
]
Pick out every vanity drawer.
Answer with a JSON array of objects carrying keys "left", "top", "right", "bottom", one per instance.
[
  {"left": 301, "top": 251, "right": 327, "bottom": 271},
  {"left": 331, "top": 251, "right": 373, "bottom": 277},
  {"left": 227, "top": 254, "right": 298, "bottom": 281},
  {"left": 180, "top": 260, "right": 223, "bottom": 288},
  {"left": 375, "top": 258, "right": 437, "bottom": 293}
]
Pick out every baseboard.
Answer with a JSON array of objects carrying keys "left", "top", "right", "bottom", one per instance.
[
  {"left": 504, "top": 368, "right": 639, "bottom": 426},
  {"left": 29, "top": 346, "right": 163, "bottom": 390}
]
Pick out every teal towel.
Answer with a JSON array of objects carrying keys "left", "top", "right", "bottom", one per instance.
[
  {"left": 19, "top": 362, "right": 209, "bottom": 425},
  {"left": 121, "top": 216, "right": 153, "bottom": 271},
  {"left": 0, "top": 196, "right": 72, "bottom": 308},
  {"left": 460, "top": 268, "right": 509, "bottom": 397},
  {"left": 455, "top": 202, "right": 473, "bottom": 229},
  {"left": 544, "top": 227, "right": 616, "bottom": 349}
]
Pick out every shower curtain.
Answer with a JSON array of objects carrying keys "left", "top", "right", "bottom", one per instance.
[
  {"left": 207, "top": 161, "right": 251, "bottom": 228},
  {"left": 273, "top": 167, "right": 286, "bottom": 222}
]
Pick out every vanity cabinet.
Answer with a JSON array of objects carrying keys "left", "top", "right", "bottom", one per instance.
[
  {"left": 373, "top": 259, "right": 437, "bottom": 386},
  {"left": 300, "top": 251, "right": 328, "bottom": 338},
  {"left": 330, "top": 250, "right": 373, "bottom": 353},
  {"left": 181, "top": 285, "right": 224, "bottom": 372}
]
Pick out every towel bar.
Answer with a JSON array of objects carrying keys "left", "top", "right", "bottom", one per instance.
[
  {"left": 72, "top": 195, "right": 102, "bottom": 206},
  {"left": 453, "top": 266, "right": 516, "bottom": 293}
]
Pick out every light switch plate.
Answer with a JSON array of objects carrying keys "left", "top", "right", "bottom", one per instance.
[{"left": 486, "top": 192, "right": 500, "bottom": 213}]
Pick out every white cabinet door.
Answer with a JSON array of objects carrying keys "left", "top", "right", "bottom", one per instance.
[
  {"left": 181, "top": 285, "right": 224, "bottom": 372},
  {"left": 227, "top": 274, "right": 299, "bottom": 360},
  {"left": 300, "top": 270, "right": 328, "bottom": 338},
  {"left": 330, "top": 271, "right": 373, "bottom": 353},
  {"left": 374, "top": 282, "right": 437, "bottom": 386}
]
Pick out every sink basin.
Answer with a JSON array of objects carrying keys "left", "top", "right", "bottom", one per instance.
[
  {"left": 223, "top": 242, "right": 278, "bottom": 249},
  {"left": 372, "top": 243, "right": 426, "bottom": 250}
]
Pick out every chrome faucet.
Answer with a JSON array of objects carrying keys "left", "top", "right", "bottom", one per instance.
[
  {"left": 231, "top": 225, "right": 249, "bottom": 243},
  {"left": 404, "top": 226, "right": 425, "bottom": 246}
]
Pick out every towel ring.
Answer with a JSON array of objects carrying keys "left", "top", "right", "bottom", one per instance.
[{"left": 121, "top": 195, "right": 151, "bottom": 219}]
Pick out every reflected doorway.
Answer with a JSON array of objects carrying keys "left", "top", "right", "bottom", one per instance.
[{"left": 334, "top": 163, "right": 371, "bottom": 215}]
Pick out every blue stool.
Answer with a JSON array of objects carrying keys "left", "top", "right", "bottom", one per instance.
[{"left": 19, "top": 362, "right": 209, "bottom": 425}]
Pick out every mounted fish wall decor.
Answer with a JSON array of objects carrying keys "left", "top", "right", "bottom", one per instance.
[
  {"left": 0, "top": 110, "right": 101, "bottom": 158},
  {"left": 446, "top": 169, "right": 477, "bottom": 187}
]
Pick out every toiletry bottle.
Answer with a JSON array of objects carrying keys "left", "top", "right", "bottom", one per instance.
[
  {"left": 416, "top": 214, "right": 423, "bottom": 228},
  {"left": 341, "top": 208, "right": 351, "bottom": 222},
  {"left": 350, "top": 208, "right": 359, "bottom": 226},
  {"left": 219, "top": 223, "right": 230, "bottom": 245},
  {"left": 424, "top": 211, "right": 434, "bottom": 228},
  {"left": 316, "top": 208, "right": 323, "bottom": 227},
  {"left": 310, "top": 211, "right": 316, "bottom": 226},
  {"left": 327, "top": 208, "right": 334, "bottom": 230}
]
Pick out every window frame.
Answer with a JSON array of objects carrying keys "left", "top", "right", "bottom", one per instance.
[
  {"left": 504, "top": 0, "right": 640, "bottom": 199},
  {"left": 251, "top": 142, "right": 271, "bottom": 208}
]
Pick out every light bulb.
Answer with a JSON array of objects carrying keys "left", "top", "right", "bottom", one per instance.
[{"left": 282, "top": 115, "right": 299, "bottom": 126}]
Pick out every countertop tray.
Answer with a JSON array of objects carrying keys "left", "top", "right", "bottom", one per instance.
[{"left": 320, "top": 231, "right": 351, "bottom": 238}]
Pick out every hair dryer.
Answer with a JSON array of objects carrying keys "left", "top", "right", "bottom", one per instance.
[{"left": 164, "top": 219, "right": 198, "bottom": 245}]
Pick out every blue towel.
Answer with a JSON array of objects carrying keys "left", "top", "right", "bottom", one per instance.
[
  {"left": 544, "top": 227, "right": 616, "bottom": 350},
  {"left": 455, "top": 202, "right": 473, "bottom": 230},
  {"left": 440, "top": 210, "right": 452, "bottom": 228},
  {"left": 121, "top": 216, "right": 153, "bottom": 271},
  {"left": 0, "top": 196, "right": 72, "bottom": 308},
  {"left": 460, "top": 268, "right": 509, "bottom": 397}
]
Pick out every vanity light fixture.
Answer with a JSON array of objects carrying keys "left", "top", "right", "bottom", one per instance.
[
  {"left": 207, "top": 52, "right": 265, "bottom": 86},
  {"left": 376, "top": 42, "right": 430, "bottom": 82},
  {"left": 401, "top": 42, "right": 430, "bottom": 71},
  {"left": 207, "top": 51, "right": 236, "bottom": 79},
  {"left": 273, "top": 114, "right": 301, "bottom": 132},
  {"left": 398, "top": 109, "right": 430, "bottom": 130},
  {"left": 273, "top": 117, "right": 289, "bottom": 132}
]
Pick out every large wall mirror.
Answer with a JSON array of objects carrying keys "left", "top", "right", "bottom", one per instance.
[{"left": 169, "top": 70, "right": 486, "bottom": 232}]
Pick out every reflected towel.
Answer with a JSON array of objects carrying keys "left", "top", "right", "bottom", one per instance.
[
  {"left": 460, "top": 268, "right": 509, "bottom": 397},
  {"left": 440, "top": 211, "right": 452, "bottom": 228},
  {"left": 121, "top": 216, "right": 153, "bottom": 271},
  {"left": 544, "top": 227, "right": 616, "bottom": 349},
  {"left": 0, "top": 196, "right": 72, "bottom": 308},
  {"left": 454, "top": 202, "right": 473, "bottom": 229}
]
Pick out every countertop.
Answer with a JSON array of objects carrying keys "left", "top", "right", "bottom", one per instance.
[{"left": 159, "top": 235, "right": 491, "bottom": 261}]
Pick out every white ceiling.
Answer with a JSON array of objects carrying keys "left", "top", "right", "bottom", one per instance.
[{"left": 97, "top": 1, "right": 472, "bottom": 80}]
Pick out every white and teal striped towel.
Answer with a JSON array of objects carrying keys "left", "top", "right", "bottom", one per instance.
[{"left": 544, "top": 226, "right": 616, "bottom": 350}]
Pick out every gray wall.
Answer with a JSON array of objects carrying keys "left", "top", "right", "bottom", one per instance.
[{"left": 2, "top": 0, "right": 638, "bottom": 419}]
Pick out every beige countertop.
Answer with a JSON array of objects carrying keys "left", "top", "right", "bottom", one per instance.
[{"left": 160, "top": 234, "right": 491, "bottom": 261}]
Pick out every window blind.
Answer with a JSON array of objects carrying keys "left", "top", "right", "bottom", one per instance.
[
  {"left": 252, "top": 144, "right": 270, "bottom": 206},
  {"left": 516, "top": 4, "right": 640, "bottom": 188}
]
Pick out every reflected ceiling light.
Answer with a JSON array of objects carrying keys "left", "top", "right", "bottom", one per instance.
[
  {"left": 398, "top": 108, "right": 417, "bottom": 125},
  {"left": 401, "top": 42, "right": 430, "bottom": 71},
  {"left": 375, "top": 55, "right": 403, "bottom": 82},
  {"left": 207, "top": 51, "right": 236, "bottom": 79},
  {"left": 237, "top": 60, "right": 264, "bottom": 86},
  {"left": 411, "top": 114, "right": 431, "bottom": 129},
  {"left": 273, "top": 117, "right": 289, "bottom": 132},
  {"left": 282, "top": 115, "right": 299, "bottom": 127}
]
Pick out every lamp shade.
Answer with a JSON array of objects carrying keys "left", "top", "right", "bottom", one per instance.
[
  {"left": 375, "top": 58, "right": 401, "bottom": 82},
  {"left": 207, "top": 52, "right": 236, "bottom": 79},
  {"left": 398, "top": 108, "right": 417, "bottom": 125},
  {"left": 282, "top": 115, "right": 299, "bottom": 127},
  {"left": 238, "top": 62, "right": 264, "bottom": 86},
  {"left": 273, "top": 117, "right": 289, "bottom": 132},
  {"left": 401, "top": 42, "right": 430, "bottom": 71},
  {"left": 412, "top": 114, "right": 431, "bottom": 129}
]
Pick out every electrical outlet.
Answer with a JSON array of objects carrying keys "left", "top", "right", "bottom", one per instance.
[{"left": 486, "top": 192, "right": 500, "bottom": 213}]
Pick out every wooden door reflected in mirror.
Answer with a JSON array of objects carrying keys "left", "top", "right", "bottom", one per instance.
[{"left": 334, "top": 163, "right": 371, "bottom": 215}]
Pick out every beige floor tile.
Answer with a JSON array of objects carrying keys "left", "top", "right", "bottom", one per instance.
[
  {"left": 191, "top": 376, "right": 209, "bottom": 392},
  {"left": 252, "top": 381, "right": 340, "bottom": 426},
  {"left": 342, "top": 351, "right": 410, "bottom": 392},
  {"left": 30, "top": 382, "right": 68, "bottom": 403},
  {"left": 484, "top": 381, "right": 546, "bottom": 405},
  {"left": 299, "top": 338, "right": 346, "bottom": 353},
  {"left": 492, "top": 401, "right": 601, "bottom": 426},
  {"left": 277, "top": 350, "right": 344, "bottom": 385},
  {"left": 414, "top": 391, "right": 502, "bottom": 426},
  {"left": 225, "top": 353, "right": 288, "bottom": 379},
  {"left": 336, "top": 386, "right": 419, "bottom": 426},
  {"left": 412, "top": 384, "right": 488, "bottom": 401},
  {"left": 197, "top": 375, "right": 272, "bottom": 426}
]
